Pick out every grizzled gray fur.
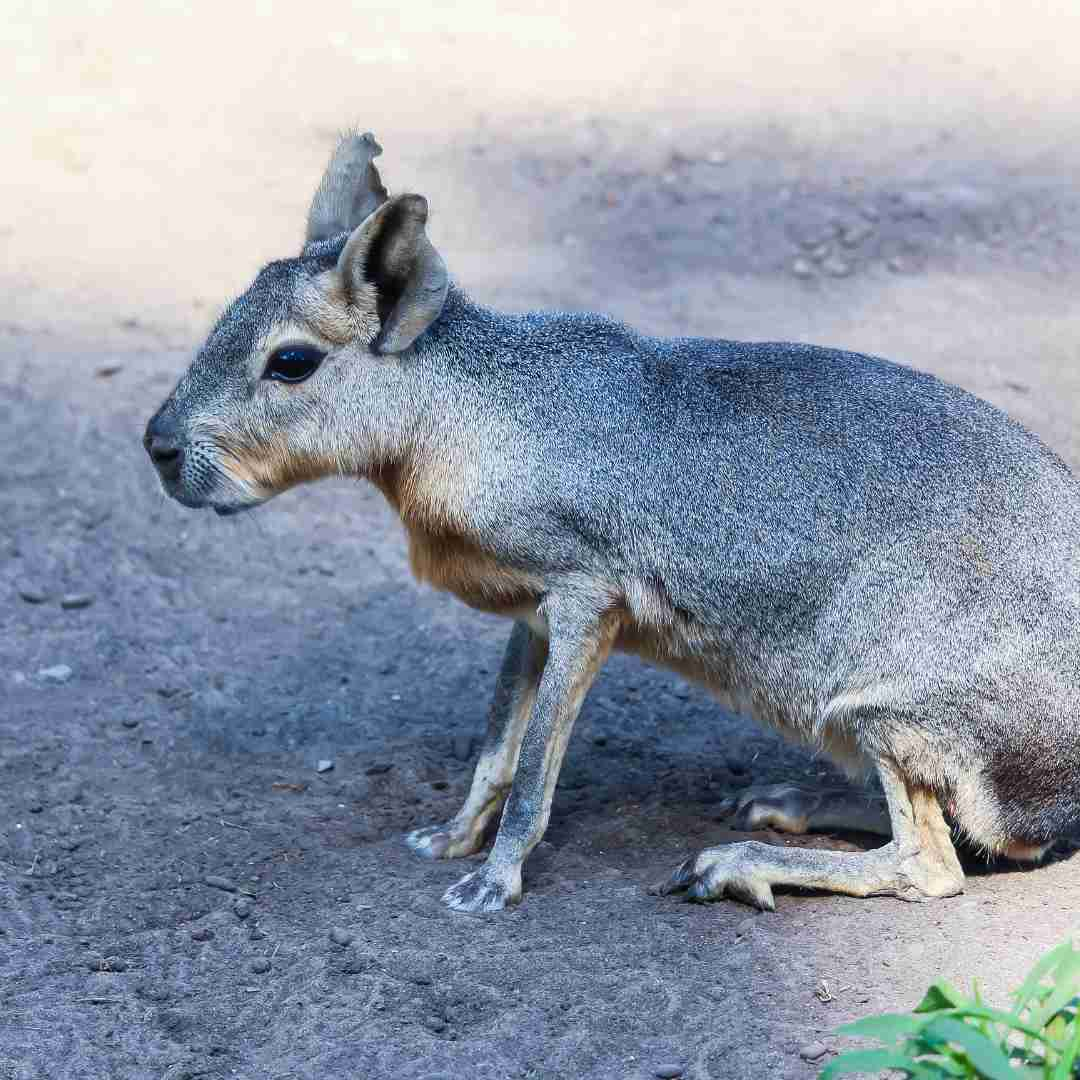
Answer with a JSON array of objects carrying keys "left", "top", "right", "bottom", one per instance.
[{"left": 145, "top": 131, "right": 1080, "bottom": 913}]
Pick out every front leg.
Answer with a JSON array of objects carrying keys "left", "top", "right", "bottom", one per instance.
[
  {"left": 406, "top": 620, "right": 547, "bottom": 859},
  {"left": 443, "top": 595, "right": 619, "bottom": 912}
]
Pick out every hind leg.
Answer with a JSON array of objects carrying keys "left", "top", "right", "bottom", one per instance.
[
  {"left": 663, "top": 759, "right": 964, "bottom": 910},
  {"left": 718, "top": 783, "right": 890, "bottom": 837},
  {"left": 406, "top": 622, "right": 547, "bottom": 859}
]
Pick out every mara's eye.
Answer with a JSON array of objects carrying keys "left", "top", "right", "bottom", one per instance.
[{"left": 263, "top": 345, "right": 326, "bottom": 383}]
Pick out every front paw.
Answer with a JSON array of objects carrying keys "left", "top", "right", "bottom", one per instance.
[
  {"left": 442, "top": 865, "right": 521, "bottom": 913},
  {"left": 404, "top": 822, "right": 485, "bottom": 860}
]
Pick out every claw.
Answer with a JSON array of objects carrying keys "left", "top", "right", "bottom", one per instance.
[
  {"left": 404, "top": 826, "right": 450, "bottom": 859},
  {"left": 686, "top": 878, "right": 713, "bottom": 902},
  {"left": 659, "top": 856, "right": 697, "bottom": 895}
]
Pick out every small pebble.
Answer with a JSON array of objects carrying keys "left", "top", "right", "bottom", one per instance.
[
  {"left": 233, "top": 899, "right": 252, "bottom": 920},
  {"left": 799, "top": 1041, "right": 829, "bottom": 1062},
  {"left": 121, "top": 718, "right": 140, "bottom": 729},
  {"left": 655, "top": 1066, "right": 684, "bottom": 1079},
  {"left": 791, "top": 257, "right": 814, "bottom": 279},
  {"left": 248, "top": 928, "right": 266, "bottom": 942},
  {"left": 316, "top": 759, "right": 334, "bottom": 774},
  {"left": 592, "top": 735, "right": 608, "bottom": 747},
  {"left": 38, "top": 665, "right": 72, "bottom": 684},
  {"left": 426, "top": 1015, "right": 447, "bottom": 1033},
  {"left": 840, "top": 221, "right": 874, "bottom": 247},
  {"left": 203, "top": 875, "right": 237, "bottom": 893},
  {"left": 339, "top": 955, "right": 366, "bottom": 974},
  {"left": 60, "top": 593, "right": 94, "bottom": 610},
  {"left": 17, "top": 583, "right": 48, "bottom": 604},
  {"left": 329, "top": 927, "right": 353, "bottom": 946},
  {"left": 28, "top": 802, "right": 43, "bottom": 814},
  {"left": 190, "top": 927, "right": 214, "bottom": 942},
  {"left": 249, "top": 958, "right": 270, "bottom": 974},
  {"left": 823, "top": 257, "right": 853, "bottom": 278},
  {"left": 365, "top": 763, "right": 392, "bottom": 775},
  {"left": 89, "top": 956, "right": 128, "bottom": 972},
  {"left": 734, "top": 916, "right": 756, "bottom": 938}
]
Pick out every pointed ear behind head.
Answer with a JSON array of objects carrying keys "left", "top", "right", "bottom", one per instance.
[
  {"left": 337, "top": 194, "right": 449, "bottom": 355},
  {"left": 305, "top": 131, "right": 388, "bottom": 247}
]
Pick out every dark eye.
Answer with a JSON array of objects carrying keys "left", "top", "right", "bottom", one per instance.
[{"left": 263, "top": 345, "right": 325, "bottom": 383}]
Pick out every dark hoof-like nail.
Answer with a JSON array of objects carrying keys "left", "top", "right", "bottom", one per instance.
[
  {"left": 686, "top": 878, "right": 714, "bottom": 902},
  {"left": 660, "top": 857, "right": 696, "bottom": 896}
]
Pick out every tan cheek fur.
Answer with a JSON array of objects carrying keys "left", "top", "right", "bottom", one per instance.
[
  {"left": 212, "top": 272, "right": 382, "bottom": 496},
  {"left": 218, "top": 432, "right": 339, "bottom": 497}
]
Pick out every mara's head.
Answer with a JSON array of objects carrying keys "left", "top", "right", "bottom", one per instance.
[{"left": 144, "top": 132, "right": 448, "bottom": 515}]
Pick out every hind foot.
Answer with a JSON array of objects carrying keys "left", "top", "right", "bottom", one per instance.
[
  {"left": 662, "top": 762, "right": 964, "bottom": 909},
  {"left": 661, "top": 842, "right": 784, "bottom": 910},
  {"left": 661, "top": 837, "right": 963, "bottom": 910},
  {"left": 718, "top": 783, "right": 890, "bottom": 836}
]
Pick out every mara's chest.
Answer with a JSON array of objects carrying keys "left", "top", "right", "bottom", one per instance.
[{"left": 405, "top": 526, "right": 545, "bottom": 615}]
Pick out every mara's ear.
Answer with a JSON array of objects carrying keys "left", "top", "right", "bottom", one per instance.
[
  {"left": 337, "top": 194, "right": 449, "bottom": 354},
  {"left": 305, "top": 131, "right": 388, "bottom": 247}
]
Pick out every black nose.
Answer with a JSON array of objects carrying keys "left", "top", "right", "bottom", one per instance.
[{"left": 144, "top": 415, "right": 185, "bottom": 481}]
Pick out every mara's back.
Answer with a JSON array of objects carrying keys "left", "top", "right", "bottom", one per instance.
[{"left": 430, "top": 294, "right": 1080, "bottom": 620}]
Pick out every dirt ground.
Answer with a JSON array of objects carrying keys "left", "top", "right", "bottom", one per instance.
[{"left": 3, "top": 3, "right": 1080, "bottom": 1078}]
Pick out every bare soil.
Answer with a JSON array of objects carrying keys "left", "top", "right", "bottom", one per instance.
[{"left": 3, "top": 4, "right": 1080, "bottom": 1078}]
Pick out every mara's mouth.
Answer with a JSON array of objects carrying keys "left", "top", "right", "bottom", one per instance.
[
  {"left": 161, "top": 480, "right": 264, "bottom": 517},
  {"left": 213, "top": 502, "right": 258, "bottom": 517}
]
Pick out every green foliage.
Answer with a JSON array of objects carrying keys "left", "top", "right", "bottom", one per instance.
[{"left": 821, "top": 941, "right": 1080, "bottom": 1079}]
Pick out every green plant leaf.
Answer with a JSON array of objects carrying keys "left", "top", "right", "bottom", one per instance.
[
  {"left": 940, "top": 1005, "right": 1062, "bottom": 1049},
  {"left": 1033, "top": 953, "right": 1080, "bottom": 1030},
  {"left": 920, "top": 1017, "right": 1017, "bottom": 1080},
  {"left": 819, "top": 1048, "right": 936, "bottom": 1078},
  {"left": 915, "top": 982, "right": 967, "bottom": 1014},
  {"left": 1051, "top": 1013, "right": 1080, "bottom": 1080},
  {"left": 1012, "top": 942, "right": 1075, "bottom": 1013},
  {"left": 837, "top": 1013, "right": 926, "bottom": 1045}
]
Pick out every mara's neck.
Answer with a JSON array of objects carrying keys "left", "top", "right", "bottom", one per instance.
[{"left": 353, "top": 284, "right": 509, "bottom": 529}]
